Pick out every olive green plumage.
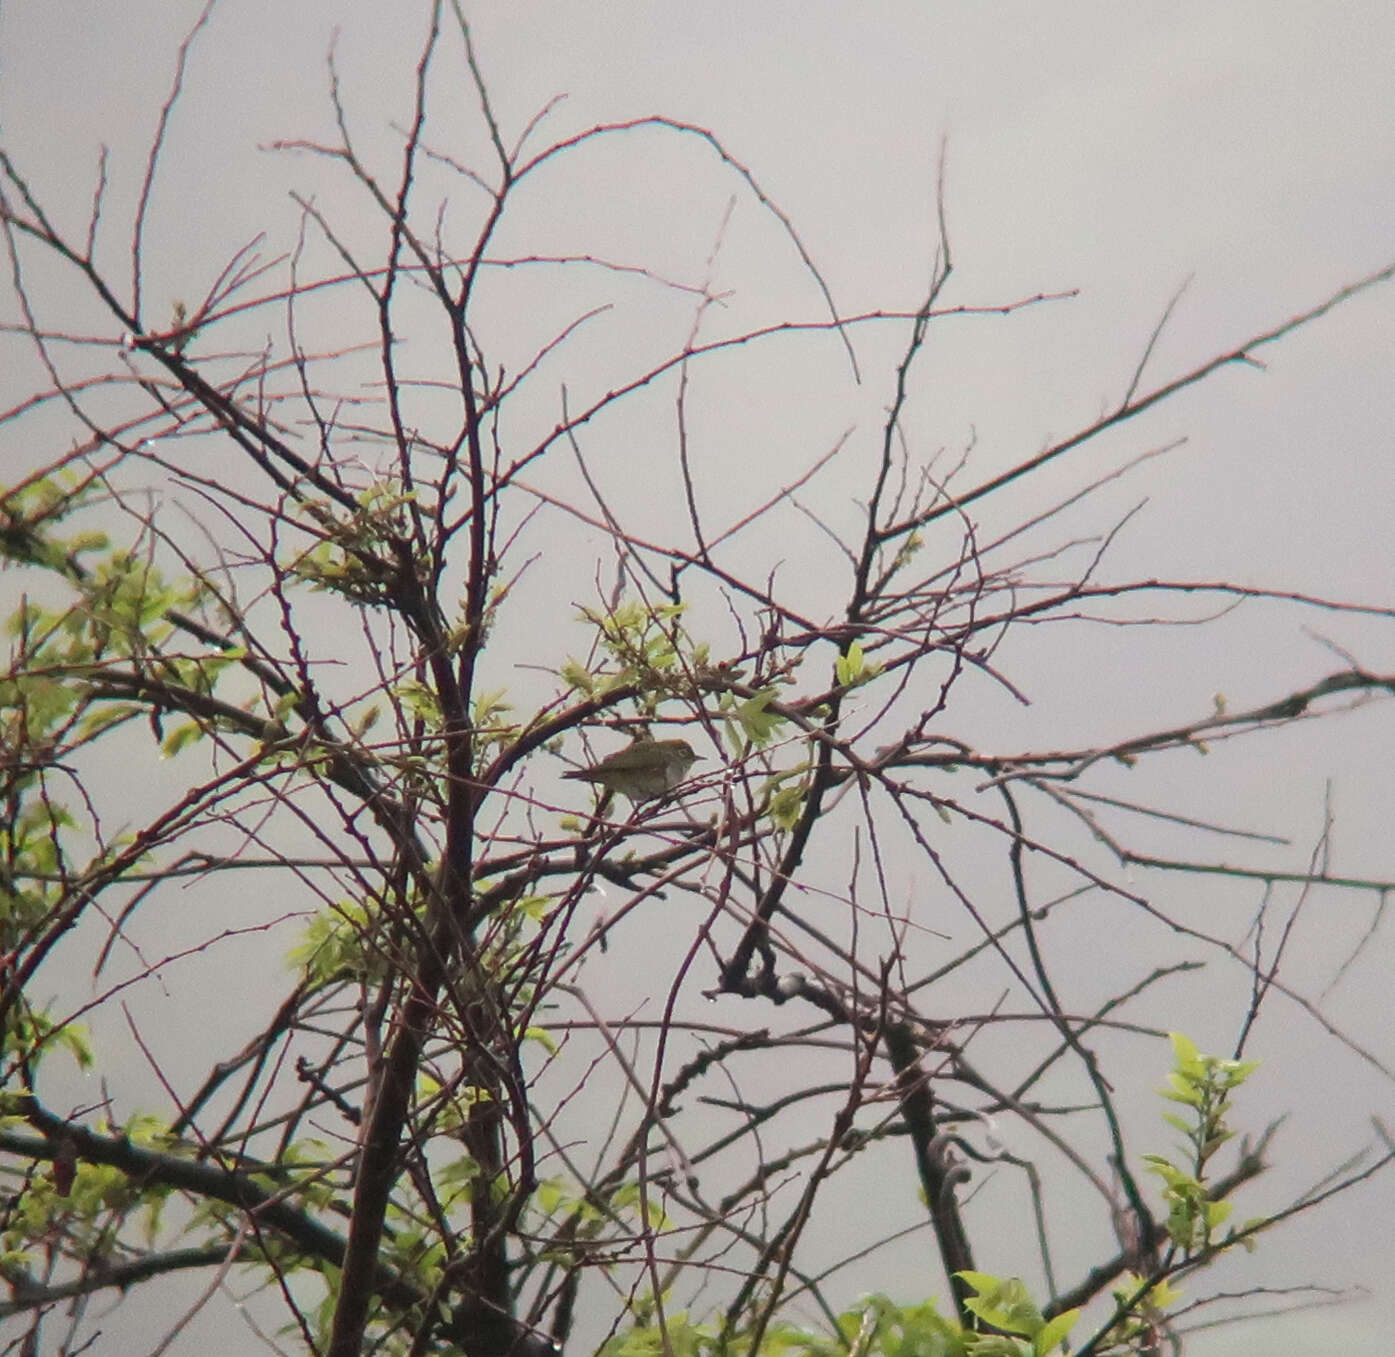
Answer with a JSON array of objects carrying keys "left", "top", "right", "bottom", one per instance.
[{"left": 563, "top": 738, "right": 700, "bottom": 801}]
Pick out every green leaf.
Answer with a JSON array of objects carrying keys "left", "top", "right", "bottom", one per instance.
[
  {"left": 393, "top": 680, "right": 441, "bottom": 726},
  {"left": 473, "top": 687, "right": 513, "bottom": 724},
  {"left": 835, "top": 641, "right": 866, "bottom": 687},
  {"left": 767, "top": 779, "right": 806, "bottom": 830},
  {"left": 1033, "top": 1309, "right": 1079, "bottom": 1355},
  {"left": 560, "top": 659, "right": 594, "bottom": 694},
  {"left": 1168, "top": 1030, "right": 1201, "bottom": 1070},
  {"left": 1161, "top": 1071, "right": 1202, "bottom": 1105},
  {"left": 731, "top": 687, "right": 786, "bottom": 747},
  {"left": 161, "top": 720, "right": 206, "bottom": 757},
  {"left": 957, "top": 1272, "right": 1042, "bottom": 1337},
  {"left": 524, "top": 1025, "right": 558, "bottom": 1056}
]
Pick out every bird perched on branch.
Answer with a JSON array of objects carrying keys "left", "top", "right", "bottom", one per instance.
[{"left": 563, "top": 738, "right": 700, "bottom": 802}]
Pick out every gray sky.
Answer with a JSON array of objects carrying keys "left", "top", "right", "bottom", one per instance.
[{"left": 3, "top": 3, "right": 1393, "bottom": 1354}]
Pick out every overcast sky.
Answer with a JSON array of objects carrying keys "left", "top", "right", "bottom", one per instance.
[{"left": 3, "top": 4, "right": 1393, "bottom": 1355}]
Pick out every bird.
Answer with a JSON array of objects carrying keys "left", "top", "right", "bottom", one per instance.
[{"left": 563, "top": 738, "right": 700, "bottom": 802}]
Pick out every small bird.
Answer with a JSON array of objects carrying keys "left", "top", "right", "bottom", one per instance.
[{"left": 563, "top": 738, "right": 700, "bottom": 802}]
